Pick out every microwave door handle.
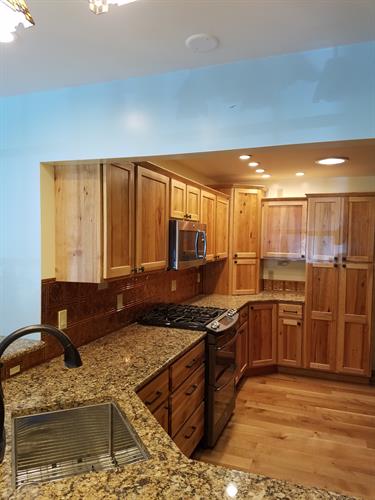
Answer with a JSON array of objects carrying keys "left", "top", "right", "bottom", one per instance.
[
  {"left": 194, "top": 231, "right": 199, "bottom": 259},
  {"left": 196, "top": 231, "right": 207, "bottom": 259},
  {"left": 202, "top": 232, "right": 207, "bottom": 258}
]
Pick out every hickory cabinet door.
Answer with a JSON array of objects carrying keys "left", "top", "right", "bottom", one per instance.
[
  {"left": 215, "top": 196, "right": 229, "bottom": 259},
  {"left": 200, "top": 190, "right": 217, "bottom": 262},
  {"left": 170, "top": 178, "right": 187, "bottom": 220},
  {"left": 248, "top": 303, "right": 277, "bottom": 367},
  {"left": 233, "top": 189, "right": 260, "bottom": 258},
  {"left": 344, "top": 196, "right": 375, "bottom": 263},
  {"left": 136, "top": 167, "right": 170, "bottom": 272},
  {"left": 277, "top": 317, "right": 303, "bottom": 367}
]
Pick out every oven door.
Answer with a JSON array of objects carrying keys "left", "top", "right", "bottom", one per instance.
[{"left": 207, "top": 328, "right": 238, "bottom": 387}]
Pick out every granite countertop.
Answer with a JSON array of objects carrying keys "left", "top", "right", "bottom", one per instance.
[
  {"left": 1, "top": 294, "right": 353, "bottom": 500},
  {"left": 0, "top": 336, "right": 45, "bottom": 362},
  {"left": 188, "top": 291, "right": 305, "bottom": 310}
]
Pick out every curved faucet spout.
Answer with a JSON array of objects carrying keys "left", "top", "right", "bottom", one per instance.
[{"left": 0, "top": 324, "right": 82, "bottom": 463}]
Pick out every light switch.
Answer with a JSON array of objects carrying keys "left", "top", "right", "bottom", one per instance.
[
  {"left": 171, "top": 280, "right": 177, "bottom": 292},
  {"left": 117, "top": 293, "right": 123, "bottom": 311},
  {"left": 58, "top": 309, "right": 67, "bottom": 329},
  {"left": 197, "top": 273, "right": 201, "bottom": 284},
  {"left": 9, "top": 365, "right": 21, "bottom": 376}
]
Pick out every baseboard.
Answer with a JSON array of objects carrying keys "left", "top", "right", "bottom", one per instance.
[
  {"left": 278, "top": 366, "right": 371, "bottom": 385},
  {"left": 245, "top": 365, "right": 277, "bottom": 377}
]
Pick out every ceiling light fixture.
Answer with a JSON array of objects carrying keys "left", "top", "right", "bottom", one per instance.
[
  {"left": 255, "top": 169, "right": 265, "bottom": 173},
  {"left": 89, "top": 0, "right": 138, "bottom": 15},
  {"left": 296, "top": 172, "right": 305, "bottom": 177},
  {"left": 315, "top": 157, "right": 348, "bottom": 166},
  {"left": 248, "top": 162, "right": 259, "bottom": 167},
  {"left": 0, "top": 0, "right": 34, "bottom": 43},
  {"left": 239, "top": 155, "right": 251, "bottom": 161},
  {"left": 262, "top": 174, "right": 271, "bottom": 179}
]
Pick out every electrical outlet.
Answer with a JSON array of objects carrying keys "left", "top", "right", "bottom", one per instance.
[
  {"left": 58, "top": 309, "right": 67, "bottom": 329},
  {"left": 116, "top": 293, "right": 123, "bottom": 311},
  {"left": 9, "top": 365, "right": 21, "bottom": 376},
  {"left": 197, "top": 273, "right": 201, "bottom": 284},
  {"left": 171, "top": 280, "right": 177, "bottom": 292}
]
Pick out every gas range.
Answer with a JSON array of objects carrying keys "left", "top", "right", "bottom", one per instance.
[{"left": 139, "top": 304, "right": 237, "bottom": 333}]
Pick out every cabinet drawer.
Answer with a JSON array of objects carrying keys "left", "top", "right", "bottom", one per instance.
[
  {"left": 173, "top": 402, "right": 204, "bottom": 458},
  {"left": 170, "top": 341, "right": 205, "bottom": 392},
  {"left": 170, "top": 363, "right": 205, "bottom": 437},
  {"left": 137, "top": 369, "right": 169, "bottom": 413},
  {"left": 278, "top": 303, "right": 303, "bottom": 319},
  {"left": 153, "top": 401, "right": 169, "bottom": 433},
  {"left": 238, "top": 305, "right": 248, "bottom": 326}
]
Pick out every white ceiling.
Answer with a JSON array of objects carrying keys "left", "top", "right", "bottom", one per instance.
[
  {"left": 1, "top": 0, "right": 375, "bottom": 96},
  {"left": 149, "top": 139, "right": 375, "bottom": 183}
]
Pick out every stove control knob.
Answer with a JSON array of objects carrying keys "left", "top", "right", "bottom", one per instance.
[
  {"left": 210, "top": 321, "right": 220, "bottom": 330},
  {"left": 227, "top": 309, "right": 237, "bottom": 317}
]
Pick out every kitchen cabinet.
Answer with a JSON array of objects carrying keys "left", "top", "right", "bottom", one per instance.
[
  {"left": 343, "top": 196, "right": 375, "bottom": 263},
  {"left": 232, "top": 259, "right": 259, "bottom": 295},
  {"left": 306, "top": 196, "right": 343, "bottom": 263},
  {"left": 55, "top": 161, "right": 134, "bottom": 283},
  {"left": 137, "top": 368, "right": 170, "bottom": 433},
  {"left": 304, "top": 263, "right": 338, "bottom": 372},
  {"left": 233, "top": 188, "right": 261, "bottom": 258},
  {"left": 277, "top": 303, "right": 303, "bottom": 367},
  {"left": 248, "top": 303, "right": 277, "bottom": 367},
  {"left": 235, "top": 319, "right": 248, "bottom": 384},
  {"left": 200, "top": 190, "right": 217, "bottom": 262},
  {"left": 135, "top": 167, "right": 170, "bottom": 273},
  {"left": 261, "top": 199, "right": 307, "bottom": 259},
  {"left": 336, "top": 263, "right": 373, "bottom": 376},
  {"left": 170, "top": 179, "right": 200, "bottom": 221},
  {"left": 215, "top": 196, "right": 229, "bottom": 260}
]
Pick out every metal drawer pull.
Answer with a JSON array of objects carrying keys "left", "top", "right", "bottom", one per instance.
[
  {"left": 145, "top": 390, "right": 162, "bottom": 405},
  {"left": 184, "top": 426, "right": 197, "bottom": 439},
  {"left": 185, "top": 383, "right": 198, "bottom": 396},
  {"left": 186, "top": 358, "right": 197, "bottom": 368}
]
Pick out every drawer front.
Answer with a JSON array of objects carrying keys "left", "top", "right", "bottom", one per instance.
[
  {"left": 153, "top": 401, "right": 169, "bottom": 433},
  {"left": 239, "top": 305, "right": 248, "bottom": 326},
  {"left": 278, "top": 303, "right": 303, "bottom": 319},
  {"left": 173, "top": 402, "right": 204, "bottom": 457},
  {"left": 170, "top": 363, "right": 205, "bottom": 437},
  {"left": 137, "top": 369, "right": 169, "bottom": 413},
  {"left": 170, "top": 340, "right": 205, "bottom": 392}
]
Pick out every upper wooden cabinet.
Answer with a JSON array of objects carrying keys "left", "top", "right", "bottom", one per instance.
[
  {"left": 261, "top": 199, "right": 307, "bottom": 260},
  {"left": 232, "top": 259, "right": 258, "bottom": 295},
  {"left": 170, "top": 179, "right": 200, "bottom": 221},
  {"left": 215, "top": 196, "right": 229, "bottom": 259},
  {"left": 343, "top": 196, "right": 375, "bottom": 262},
  {"left": 233, "top": 188, "right": 261, "bottom": 258},
  {"left": 306, "top": 196, "right": 343, "bottom": 263},
  {"left": 201, "top": 190, "right": 217, "bottom": 262},
  {"left": 55, "top": 162, "right": 135, "bottom": 283},
  {"left": 136, "top": 167, "right": 169, "bottom": 273}
]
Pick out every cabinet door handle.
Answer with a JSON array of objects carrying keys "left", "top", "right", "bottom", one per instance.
[
  {"left": 334, "top": 256, "right": 338, "bottom": 261},
  {"left": 184, "top": 426, "right": 197, "bottom": 439},
  {"left": 185, "top": 383, "right": 198, "bottom": 396},
  {"left": 297, "top": 322, "right": 301, "bottom": 326},
  {"left": 145, "top": 390, "right": 162, "bottom": 406},
  {"left": 234, "top": 260, "right": 238, "bottom": 264},
  {"left": 342, "top": 256, "right": 347, "bottom": 261},
  {"left": 301, "top": 254, "right": 305, "bottom": 258},
  {"left": 185, "top": 358, "right": 197, "bottom": 369},
  {"left": 234, "top": 253, "right": 238, "bottom": 258},
  {"left": 342, "top": 264, "right": 346, "bottom": 268},
  {"left": 334, "top": 263, "right": 338, "bottom": 268}
]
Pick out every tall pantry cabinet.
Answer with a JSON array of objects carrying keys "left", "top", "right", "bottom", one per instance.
[{"left": 305, "top": 194, "right": 375, "bottom": 377}]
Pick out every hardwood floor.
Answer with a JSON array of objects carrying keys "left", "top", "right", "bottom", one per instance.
[{"left": 194, "top": 374, "right": 375, "bottom": 499}]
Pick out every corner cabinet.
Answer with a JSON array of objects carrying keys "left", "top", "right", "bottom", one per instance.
[
  {"left": 136, "top": 167, "right": 170, "bottom": 273},
  {"left": 261, "top": 198, "right": 307, "bottom": 260},
  {"left": 55, "top": 162, "right": 135, "bottom": 283}
]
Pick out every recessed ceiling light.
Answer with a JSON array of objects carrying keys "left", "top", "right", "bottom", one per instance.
[
  {"left": 255, "top": 168, "right": 265, "bottom": 173},
  {"left": 185, "top": 33, "right": 219, "bottom": 53},
  {"left": 262, "top": 174, "right": 271, "bottom": 178},
  {"left": 239, "top": 154, "right": 251, "bottom": 160},
  {"left": 315, "top": 157, "right": 348, "bottom": 166},
  {"left": 296, "top": 172, "right": 305, "bottom": 177},
  {"left": 248, "top": 161, "right": 259, "bottom": 167}
]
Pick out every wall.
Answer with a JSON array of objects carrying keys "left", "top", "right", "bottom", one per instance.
[{"left": 1, "top": 41, "right": 375, "bottom": 335}]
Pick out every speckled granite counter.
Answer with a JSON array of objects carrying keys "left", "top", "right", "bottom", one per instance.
[
  {"left": 1, "top": 295, "right": 354, "bottom": 500},
  {"left": 0, "top": 336, "right": 44, "bottom": 362},
  {"left": 188, "top": 291, "right": 305, "bottom": 310}
]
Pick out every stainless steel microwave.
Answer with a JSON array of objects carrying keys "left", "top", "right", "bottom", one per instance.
[{"left": 169, "top": 220, "right": 207, "bottom": 270}]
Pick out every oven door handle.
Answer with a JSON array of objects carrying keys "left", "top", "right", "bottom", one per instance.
[
  {"left": 214, "top": 375, "right": 235, "bottom": 392},
  {"left": 216, "top": 331, "right": 239, "bottom": 351}
]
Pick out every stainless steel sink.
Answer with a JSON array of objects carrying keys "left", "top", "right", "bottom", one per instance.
[{"left": 12, "top": 401, "right": 149, "bottom": 488}]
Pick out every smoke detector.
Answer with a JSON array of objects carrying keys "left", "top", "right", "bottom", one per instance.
[{"left": 185, "top": 33, "right": 219, "bottom": 53}]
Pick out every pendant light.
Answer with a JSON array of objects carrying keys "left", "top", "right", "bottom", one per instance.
[
  {"left": 89, "top": 0, "right": 138, "bottom": 15},
  {"left": 0, "top": 0, "right": 34, "bottom": 43}
]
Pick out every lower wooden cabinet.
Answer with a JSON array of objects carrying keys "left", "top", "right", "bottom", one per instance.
[
  {"left": 173, "top": 402, "right": 205, "bottom": 458},
  {"left": 137, "top": 369, "right": 169, "bottom": 413},
  {"left": 278, "top": 317, "right": 303, "bottom": 367},
  {"left": 153, "top": 401, "right": 169, "bottom": 433},
  {"left": 232, "top": 258, "right": 259, "bottom": 295},
  {"left": 248, "top": 303, "right": 277, "bottom": 367}
]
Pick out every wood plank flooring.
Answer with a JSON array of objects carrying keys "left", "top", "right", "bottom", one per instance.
[{"left": 194, "top": 374, "right": 375, "bottom": 499}]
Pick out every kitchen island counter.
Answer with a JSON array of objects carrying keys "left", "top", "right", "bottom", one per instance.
[{"left": 1, "top": 299, "right": 353, "bottom": 500}]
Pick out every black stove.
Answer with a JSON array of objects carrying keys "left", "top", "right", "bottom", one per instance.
[{"left": 139, "top": 304, "right": 226, "bottom": 331}]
